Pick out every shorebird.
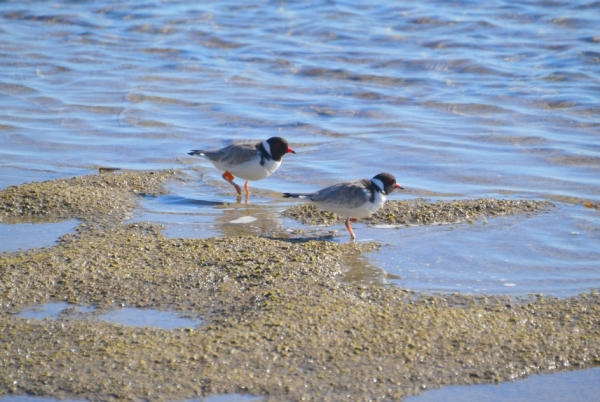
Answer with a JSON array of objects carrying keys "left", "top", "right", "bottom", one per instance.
[
  {"left": 189, "top": 136, "right": 295, "bottom": 195},
  {"left": 283, "top": 172, "right": 403, "bottom": 239}
]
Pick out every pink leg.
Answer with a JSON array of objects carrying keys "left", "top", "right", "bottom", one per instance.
[
  {"left": 345, "top": 217, "right": 358, "bottom": 239},
  {"left": 244, "top": 180, "right": 250, "bottom": 195}
]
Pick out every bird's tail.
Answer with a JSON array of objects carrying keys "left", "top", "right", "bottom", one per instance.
[{"left": 188, "top": 150, "right": 206, "bottom": 157}]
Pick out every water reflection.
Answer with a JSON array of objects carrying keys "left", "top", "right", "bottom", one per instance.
[
  {"left": 16, "top": 302, "right": 202, "bottom": 330},
  {"left": 153, "top": 195, "right": 228, "bottom": 208},
  {"left": 99, "top": 308, "right": 202, "bottom": 330},
  {"left": 340, "top": 251, "right": 396, "bottom": 286},
  {"left": 406, "top": 367, "right": 600, "bottom": 402},
  {"left": 214, "top": 203, "right": 284, "bottom": 237},
  {"left": 16, "top": 302, "right": 94, "bottom": 320},
  {"left": 0, "top": 220, "right": 79, "bottom": 253},
  {"left": 131, "top": 179, "right": 289, "bottom": 239}
]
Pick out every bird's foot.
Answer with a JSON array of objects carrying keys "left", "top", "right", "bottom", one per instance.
[{"left": 345, "top": 218, "right": 357, "bottom": 240}]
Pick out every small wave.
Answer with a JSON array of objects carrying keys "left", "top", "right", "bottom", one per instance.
[{"left": 0, "top": 82, "right": 37, "bottom": 95}]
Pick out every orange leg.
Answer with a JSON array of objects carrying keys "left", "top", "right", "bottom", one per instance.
[
  {"left": 244, "top": 180, "right": 250, "bottom": 195},
  {"left": 345, "top": 217, "right": 358, "bottom": 240},
  {"left": 222, "top": 171, "right": 242, "bottom": 195}
]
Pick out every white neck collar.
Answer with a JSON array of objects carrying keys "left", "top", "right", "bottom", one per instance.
[
  {"left": 371, "top": 178, "right": 384, "bottom": 193},
  {"left": 261, "top": 140, "right": 272, "bottom": 157}
]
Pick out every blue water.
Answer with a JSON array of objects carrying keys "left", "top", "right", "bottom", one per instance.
[
  {"left": 407, "top": 367, "right": 600, "bottom": 402},
  {"left": 1, "top": 0, "right": 598, "bottom": 197},
  {"left": 99, "top": 307, "right": 202, "bottom": 329},
  {"left": 1, "top": 1, "right": 599, "bottom": 400},
  {"left": 0, "top": 220, "right": 78, "bottom": 253},
  {"left": 15, "top": 302, "right": 95, "bottom": 320}
]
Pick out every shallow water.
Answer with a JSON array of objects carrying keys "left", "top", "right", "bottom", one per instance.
[
  {"left": 0, "top": 220, "right": 78, "bottom": 253},
  {"left": 15, "top": 302, "right": 95, "bottom": 321},
  {"left": 361, "top": 205, "right": 600, "bottom": 296},
  {"left": 99, "top": 307, "right": 202, "bottom": 329},
  {"left": 16, "top": 302, "right": 202, "bottom": 330},
  {"left": 406, "top": 367, "right": 600, "bottom": 402}
]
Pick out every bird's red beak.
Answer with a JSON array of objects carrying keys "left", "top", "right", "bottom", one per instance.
[
  {"left": 287, "top": 147, "right": 296, "bottom": 154},
  {"left": 396, "top": 184, "right": 403, "bottom": 190}
]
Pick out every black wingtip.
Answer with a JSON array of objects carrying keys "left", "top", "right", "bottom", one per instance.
[{"left": 282, "top": 193, "right": 293, "bottom": 198}]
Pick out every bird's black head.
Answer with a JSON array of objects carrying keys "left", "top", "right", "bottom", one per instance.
[
  {"left": 265, "top": 137, "right": 296, "bottom": 161},
  {"left": 372, "top": 172, "right": 403, "bottom": 195}
]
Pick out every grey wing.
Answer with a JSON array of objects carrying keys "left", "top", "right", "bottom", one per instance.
[
  {"left": 205, "top": 141, "right": 260, "bottom": 165},
  {"left": 311, "top": 180, "right": 371, "bottom": 208}
]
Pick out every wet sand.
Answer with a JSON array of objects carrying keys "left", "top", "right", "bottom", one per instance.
[
  {"left": 283, "top": 198, "right": 553, "bottom": 227},
  {"left": 1, "top": 171, "right": 599, "bottom": 401}
]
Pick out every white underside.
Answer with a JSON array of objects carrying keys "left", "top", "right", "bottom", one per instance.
[
  {"left": 313, "top": 191, "right": 386, "bottom": 218},
  {"left": 209, "top": 157, "right": 281, "bottom": 181}
]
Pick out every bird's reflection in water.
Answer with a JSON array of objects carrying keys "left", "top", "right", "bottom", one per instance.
[
  {"left": 235, "top": 193, "right": 249, "bottom": 205},
  {"left": 141, "top": 194, "right": 228, "bottom": 209},
  {"left": 214, "top": 200, "right": 284, "bottom": 237},
  {"left": 341, "top": 252, "right": 396, "bottom": 286}
]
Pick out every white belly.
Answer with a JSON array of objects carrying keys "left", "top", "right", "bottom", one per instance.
[
  {"left": 212, "top": 158, "right": 281, "bottom": 181},
  {"left": 313, "top": 191, "right": 386, "bottom": 218}
]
